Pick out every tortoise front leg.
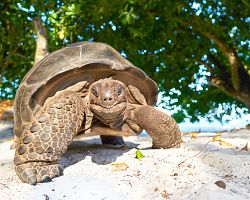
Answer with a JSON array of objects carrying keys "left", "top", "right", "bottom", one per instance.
[
  {"left": 133, "top": 105, "right": 182, "bottom": 148},
  {"left": 14, "top": 91, "right": 86, "bottom": 184}
]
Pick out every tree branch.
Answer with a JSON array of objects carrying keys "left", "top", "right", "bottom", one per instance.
[
  {"left": 177, "top": 15, "right": 247, "bottom": 92},
  {"left": 204, "top": 33, "right": 243, "bottom": 91},
  {"left": 207, "top": 54, "right": 230, "bottom": 82},
  {"left": 209, "top": 77, "right": 237, "bottom": 98},
  {"left": 33, "top": 16, "right": 49, "bottom": 65},
  {"left": 209, "top": 77, "right": 250, "bottom": 109}
]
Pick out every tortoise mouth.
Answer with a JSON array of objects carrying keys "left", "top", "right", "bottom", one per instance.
[
  {"left": 92, "top": 101, "right": 125, "bottom": 109},
  {"left": 90, "top": 102, "right": 127, "bottom": 123}
]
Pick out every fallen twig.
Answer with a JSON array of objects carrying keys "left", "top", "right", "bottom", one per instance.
[
  {"left": 177, "top": 138, "right": 213, "bottom": 167},
  {"left": 240, "top": 143, "right": 248, "bottom": 152},
  {"left": 0, "top": 182, "right": 9, "bottom": 189}
]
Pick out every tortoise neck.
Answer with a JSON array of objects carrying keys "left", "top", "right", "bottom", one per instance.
[{"left": 97, "top": 107, "right": 127, "bottom": 129}]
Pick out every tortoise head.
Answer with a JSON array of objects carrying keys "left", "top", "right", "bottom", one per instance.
[{"left": 89, "top": 79, "right": 127, "bottom": 126}]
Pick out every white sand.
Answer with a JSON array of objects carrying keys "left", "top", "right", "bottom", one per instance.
[{"left": 0, "top": 129, "right": 249, "bottom": 200}]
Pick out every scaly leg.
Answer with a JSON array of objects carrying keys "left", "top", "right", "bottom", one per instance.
[
  {"left": 14, "top": 91, "right": 86, "bottom": 184},
  {"left": 133, "top": 105, "right": 182, "bottom": 148}
]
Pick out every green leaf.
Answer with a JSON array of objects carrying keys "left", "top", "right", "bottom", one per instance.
[{"left": 136, "top": 149, "right": 145, "bottom": 159}]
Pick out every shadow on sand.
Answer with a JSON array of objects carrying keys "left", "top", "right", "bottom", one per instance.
[
  {"left": 60, "top": 137, "right": 140, "bottom": 168},
  {"left": 0, "top": 122, "right": 14, "bottom": 143}
]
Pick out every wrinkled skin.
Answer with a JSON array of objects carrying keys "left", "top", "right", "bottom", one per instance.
[
  {"left": 89, "top": 80, "right": 127, "bottom": 128},
  {"left": 14, "top": 79, "right": 182, "bottom": 185}
]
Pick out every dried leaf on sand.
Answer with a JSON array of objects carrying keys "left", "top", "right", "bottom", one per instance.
[
  {"left": 240, "top": 143, "right": 248, "bottom": 151},
  {"left": 111, "top": 162, "right": 129, "bottom": 172},
  {"left": 212, "top": 135, "right": 233, "bottom": 147}
]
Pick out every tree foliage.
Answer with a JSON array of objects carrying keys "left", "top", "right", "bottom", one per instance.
[{"left": 0, "top": 0, "right": 249, "bottom": 122}]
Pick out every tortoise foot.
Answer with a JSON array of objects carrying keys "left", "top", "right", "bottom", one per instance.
[
  {"left": 15, "top": 162, "right": 63, "bottom": 185},
  {"left": 134, "top": 105, "right": 182, "bottom": 149}
]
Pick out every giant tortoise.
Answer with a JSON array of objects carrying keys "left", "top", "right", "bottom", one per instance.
[{"left": 13, "top": 42, "right": 182, "bottom": 184}]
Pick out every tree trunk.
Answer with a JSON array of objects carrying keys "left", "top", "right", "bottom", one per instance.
[
  {"left": 204, "top": 33, "right": 243, "bottom": 92},
  {"left": 180, "top": 16, "right": 250, "bottom": 110},
  {"left": 33, "top": 16, "right": 48, "bottom": 65},
  {"left": 202, "top": 33, "right": 250, "bottom": 110}
]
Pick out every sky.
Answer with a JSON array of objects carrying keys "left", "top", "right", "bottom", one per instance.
[
  {"left": 156, "top": 93, "right": 250, "bottom": 132},
  {"left": 157, "top": 106, "right": 249, "bottom": 132}
]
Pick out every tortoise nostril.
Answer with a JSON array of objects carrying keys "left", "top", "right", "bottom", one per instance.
[
  {"left": 103, "top": 96, "right": 113, "bottom": 103},
  {"left": 103, "top": 97, "right": 113, "bottom": 102},
  {"left": 102, "top": 91, "right": 114, "bottom": 103}
]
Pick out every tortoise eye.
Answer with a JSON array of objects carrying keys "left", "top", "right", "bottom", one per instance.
[
  {"left": 92, "top": 88, "right": 98, "bottom": 97},
  {"left": 117, "top": 86, "right": 123, "bottom": 96}
]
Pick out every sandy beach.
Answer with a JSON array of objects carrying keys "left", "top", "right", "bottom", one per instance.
[{"left": 0, "top": 125, "right": 249, "bottom": 200}]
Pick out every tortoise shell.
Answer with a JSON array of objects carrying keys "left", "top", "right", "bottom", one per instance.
[{"left": 14, "top": 42, "right": 158, "bottom": 138}]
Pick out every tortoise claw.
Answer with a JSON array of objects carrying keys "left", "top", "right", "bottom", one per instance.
[
  {"left": 15, "top": 163, "right": 63, "bottom": 185},
  {"left": 42, "top": 176, "right": 52, "bottom": 183}
]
